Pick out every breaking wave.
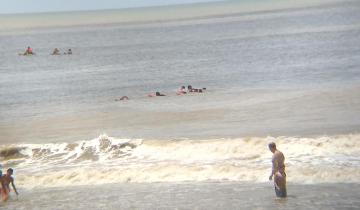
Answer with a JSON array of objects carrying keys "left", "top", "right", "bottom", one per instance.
[{"left": 1, "top": 134, "right": 360, "bottom": 189}]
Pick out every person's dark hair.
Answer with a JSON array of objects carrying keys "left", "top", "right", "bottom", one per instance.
[
  {"left": 268, "top": 142, "right": 276, "bottom": 149},
  {"left": 7, "top": 168, "right": 13, "bottom": 174}
]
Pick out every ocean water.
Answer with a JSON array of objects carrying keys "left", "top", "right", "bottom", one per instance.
[
  {"left": 2, "top": 183, "right": 360, "bottom": 210},
  {"left": 1, "top": 0, "right": 360, "bottom": 209}
]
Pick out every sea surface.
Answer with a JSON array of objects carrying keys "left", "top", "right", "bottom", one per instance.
[{"left": 0, "top": 0, "right": 360, "bottom": 209}]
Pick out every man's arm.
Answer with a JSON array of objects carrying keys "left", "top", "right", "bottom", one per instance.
[
  {"left": 10, "top": 178, "right": 18, "bottom": 195},
  {"left": 269, "top": 154, "right": 279, "bottom": 180}
]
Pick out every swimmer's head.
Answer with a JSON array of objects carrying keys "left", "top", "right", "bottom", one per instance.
[
  {"left": 7, "top": 168, "right": 13, "bottom": 176},
  {"left": 268, "top": 142, "right": 277, "bottom": 152}
]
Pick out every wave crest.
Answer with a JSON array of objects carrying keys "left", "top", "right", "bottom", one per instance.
[{"left": 1, "top": 134, "right": 360, "bottom": 188}]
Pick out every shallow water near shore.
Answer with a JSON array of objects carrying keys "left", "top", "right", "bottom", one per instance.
[{"left": 1, "top": 182, "right": 360, "bottom": 210}]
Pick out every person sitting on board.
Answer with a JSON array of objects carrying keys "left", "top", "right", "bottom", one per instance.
[
  {"left": 1, "top": 168, "right": 19, "bottom": 202},
  {"left": 52, "top": 48, "right": 60, "bottom": 55},
  {"left": 23, "top": 46, "right": 34, "bottom": 55}
]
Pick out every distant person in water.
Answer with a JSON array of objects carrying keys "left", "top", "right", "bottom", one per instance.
[
  {"left": 66, "top": 49, "right": 72, "bottom": 55},
  {"left": 156, "top": 92, "right": 166, "bottom": 96},
  {"left": 52, "top": 48, "right": 60, "bottom": 55},
  {"left": 176, "top": 86, "right": 187, "bottom": 95},
  {"left": 23, "top": 46, "right": 33, "bottom": 55},
  {"left": 187, "top": 85, "right": 206, "bottom": 93},
  {"left": 115, "top": 96, "right": 129, "bottom": 101},
  {"left": 1, "top": 168, "right": 19, "bottom": 202},
  {"left": 148, "top": 92, "right": 166, "bottom": 97},
  {"left": 268, "top": 142, "right": 287, "bottom": 198}
]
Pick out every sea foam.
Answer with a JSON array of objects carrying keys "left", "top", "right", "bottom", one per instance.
[{"left": 1, "top": 134, "right": 359, "bottom": 188}]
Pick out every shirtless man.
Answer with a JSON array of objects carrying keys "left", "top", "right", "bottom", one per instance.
[
  {"left": 268, "top": 142, "right": 287, "bottom": 198},
  {"left": 1, "top": 168, "right": 19, "bottom": 202}
]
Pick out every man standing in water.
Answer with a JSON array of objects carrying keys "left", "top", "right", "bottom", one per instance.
[{"left": 268, "top": 142, "right": 287, "bottom": 198}]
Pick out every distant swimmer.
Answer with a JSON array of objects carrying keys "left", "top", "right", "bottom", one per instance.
[
  {"left": 156, "top": 92, "right": 166, "bottom": 96},
  {"left": 187, "top": 85, "right": 206, "bottom": 93},
  {"left": 268, "top": 142, "right": 287, "bottom": 198},
  {"left": 52, "top": 48, "right": 60, "bottom": 55},
  {"left": 21, "top": 46, "right": 34, "bottom": 56},
  {"left": 65, "top": 49, "right": 72, "bottom": 55},
  {"left": 176, "top": 86, "right": 187, "bottom": 95},
  {"left": 148, "top": 92, "right": 166, "bottom": 97},
  {"left": 115, "top": 96, "right": 129, "bottom": 101},
  {"left": 0, "top": 168, "right": 19, "bottom": 202}
]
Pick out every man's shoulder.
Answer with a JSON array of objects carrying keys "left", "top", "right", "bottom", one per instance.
[{"left": 274, "top": 150, "right": 284, "bottom": 158}]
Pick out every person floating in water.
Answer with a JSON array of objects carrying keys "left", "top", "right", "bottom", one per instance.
[
  {"left": 148, "top": 92, "right": 166, "bottom": 97},
  {"left": 115, "top": 96, "right": 129, "bottom": 101},
  {"left": 176, "top": 86, "right": 187, "bottom": 95},
  {"left": 187, "top": 85, "right": 206, "bottom": 93},
  {"left": 22, "top": 46, "right": 34, "bottom": 55},
  {"left": 1, "top": 168, "right": 19, "bottom": 202},
  {"left": 268, "top": 142, "right": 287, "bottom": 198},
  {"left": 66, "top": 49, "right": 72, "bottom": 55},
  {"left": 155, "top": 92, "right": 166, "bottom": 96},
  {"left": 52, "top": 48, "right": 60, "bottom": 55}
]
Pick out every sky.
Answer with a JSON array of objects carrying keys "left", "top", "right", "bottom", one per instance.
[{"left": 0, "top": 0, "right": 221, "bottom": 14}]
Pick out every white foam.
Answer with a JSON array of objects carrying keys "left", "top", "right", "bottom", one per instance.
[{"left": 1, "top": 134, "right": 360, "bottom": 188}]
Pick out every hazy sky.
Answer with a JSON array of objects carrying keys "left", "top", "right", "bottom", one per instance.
[{"left": 0, "top": 0, "right": 221, "bottom": 14}]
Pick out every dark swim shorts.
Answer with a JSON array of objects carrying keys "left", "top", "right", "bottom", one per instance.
[{"left": 275, "top": 187, "right": 287, "bottom": 198}]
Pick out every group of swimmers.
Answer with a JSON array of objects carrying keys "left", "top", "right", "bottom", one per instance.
[
  {"left": 0, "top": 168, "right": 18, "bottom": 202},
  {"left": 116, "top": 85, "right": 207, "bottom": 101},
  {"left": 52, "top": 48, "right": 72, "bottom": 55},
  {"left": 20, "top": 46, "right": 72, "bottom": 56}
]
